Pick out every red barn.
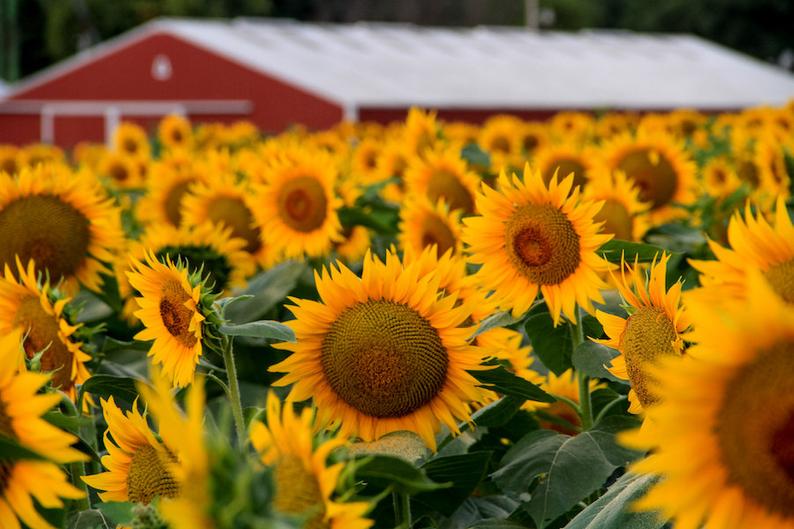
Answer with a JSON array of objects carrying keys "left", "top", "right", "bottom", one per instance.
[{"left": 2, "top": 17, "right": 794, "bottom": 147}]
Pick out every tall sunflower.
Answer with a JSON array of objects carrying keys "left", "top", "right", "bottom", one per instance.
[
  {"left": 533, "top": 142, "right": 597, "bottom": 190},
  {"left": 398, "top": 197, "right": 463, "bottom": 257},
  {"left": 136, "top": 153, "right": 206, "bottom": 228},
  {"left": 158, "top": 114, "right": 193, "bottom": 152},
  {"left": 519, "top": 122, "right": 549, "bottom": 156},
  {"left": 702, "top": 156, "right": 741, "bottom": 198},
  {"left": 403, "top": 146, "right": 481, "bottom": 215},
  {"left": 690, "top": 196, "right": 794, "bottom": 304},
  {"left": 250, "top": 393, "right": 373, "bottom": 529},
  {"left": 478, "top": 115, "right": 522, "bottom": 170},
  {"left": 99, "top": 151, "right": 144, "bottom": 189},
  {"left": 0, "top": 145, "right": 18, "bottom": 175},
  {"left": 0, "top": 259, "right": 92, "bottom": 401},
  {"left": 113, "top": 122, "right": 151, "bottom": 160},
  {"left": 595, "top": 254, "right": 690, "bottom": 413},
  {"left": 271, "top": 251, "right": 485, "bottom": 449},
  {"left": 463, "top": 165, "right": 612, "bottom": 323},
  {"left": 621, "top": 271, "right": 794, "bottom": 529},
  {"left": 0, "top": 164, "right": 124, "bottom": 292},
  {"left": 584, "top": 169, "right": 650, "bottom": 241}
]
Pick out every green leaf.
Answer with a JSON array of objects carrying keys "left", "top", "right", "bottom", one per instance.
[
  {"left": 219, "top": 320, "right": 295, "bottom": 342},
  {"left": 597, "top": 240, "right": 670, "bottom": 264},
  {"left": 471, "top": 365, "right": 556, "bottom": 404},
  {"left": 0, "top": 436, "right": 46, "bottom": 461},
  {"left": 469, "top": 311, "right": 519, "bottom": 342},
  {"left": 101, "top": 337, "right": 150, "bottom": 353},
  {"left": 562, "top": 472, "right": 664, "bottom": 529},
  {"left": 338, "top": 205, "right": 399, "bottom": 235},
  {"left": 524, "top": 304, "right": 573, "bottom": 376},
  {"left": 472, "top": 395, "right": 526, "bottom": 427},
  {"left": 79, "top": 374, "right": 144, "bottom": 406},
  {"left": 355, "top": 455, "right": 448, "bottom": 494},
  {"left": 461, "top": 143, "right": 492, "bottom": 169},
  {"left": 492, "top": 416, "right": 642, "bottom": 525},
  {"left": 68, "top": 509, "right": 110, "bottom": 529},
  {"left": 414, "top": 452, "right": 493, "bottom": 516},
  {"left": 95, "top": 502, "right": 134, "bottom": 526},
  {"left": 43, "top": 410, "right": 92, "bottom": 434},
  {"left": 215, "top": 294, "right": 255, "bottom": 317},
  {"left": 224, "top": 261, "right": 307, "bottom": 323},
  {"left": 468, "top": 521, "right": 529, "bottom": 529},
  {"left": 571, "top": 342, "right": 626, "bottom": 384}
]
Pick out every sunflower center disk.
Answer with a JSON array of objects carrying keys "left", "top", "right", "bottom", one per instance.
[
  {"left": 127, "top": 445, "right": 179, "bottom": 505},
  {"left": 157, "top": 245, "right": 231, "bottom": 294},
  {"left": 737, "top": 159, "right": 760, "bottom": 187},
  {"left": 505, "top": 204, "right": 581, "bottom": 286},
  {"left": 420, "top": 214, "right": 456, "bottom": 256},
  {"left": 490, "top": 136, "right": 511, "bottom": 154},
  {"left": 164, "top": 180, "right": 193, "bottom": 227},
  {"left": 0, "top": 195, "right": 91, "bottom": 282},
  {"left": 595, "top": 199, "right": 634, "bottom": 241},
  {"left": 426, "top": 171, "right": 475, "bottom": 214},
  {"left": 716, "top": 342, "right": 794, "bottom": 517},
  {"left": 14, "top": 296, "right": 74, "bottom": 391},
  {"left": 764, "top": 258, "right": 794, "bottom": 304},
  {"left": 321, "top": 300, "right": 448, "bottom": 418},
  {"left": 273, "top": 455, "right": 328, "bottom": 529},
  {"left": 620, "top": 307, "right": 679, "bottom": 408},
  {"left": 278, "top": 177, "right": 328, "bottom": 233},
  {"left": 206, "top": 196, "right": 261, "bottom": 254},
  {"left": 617, "top": 148, "right": 677, "bottom": 209},
  {"left": 158, "top": 279, "right": 198, "bottom": 348},
  {"left": 543, "top": 158, "right": 587, "bottom": 189}
]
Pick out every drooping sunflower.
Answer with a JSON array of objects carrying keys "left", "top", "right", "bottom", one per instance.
[
  {"left": 158, "top": 114, "right": 193, "bottom": 152},
  {"left": 533, "top": 142, "right": 597, "bottom": 190},
  {"left": 702, "top": 156, "right": 741, "bottom": 198},
  {"left": 253, "top": 148, "right": 343, "bottom": 259},
  {"left": 0, "top": 164, "right": 124, "bottom": 292},
  {"left": 0, "top": 259, "right": 92, "bottom": 401},
  {"left": 250, "top": 393, "right": 373, "bottom": 529},
  {"left": 99, "top": 151, "right": 144, "bottom": 189},
  {"left": 0, "top": 328, "right": 88, "bottom": 529},
  {"left": 113, "top": 122, "right": 151, "bottom": 160},
  {"left": 335, "top": 225, "right": 371, "bottom": 263},
  {"left": 621, "top": 271, "right": 794, "bottom": 529},
  {"left": 689, "top": 196, "right": 794, "bottom": 304},
  {"left": 600, "top": 131, "right": 697, "bottom": 222},
  {"left": 127, "top": 251, "right": 211, "bottom": 388},
  {"left": 584, "top": 169, "right": 650, "bottom": 241},
  {"left": 463, "top": 165, "right": 612, "bottom": 323},
  {"left": 398, "top": 197, "right": 463, "bottom": 257},
  {"left": 83, "top": 396, "right": 180, "bottom": 504},
  {"left": 403, "top": 146, "right": 481, "bottom": 215},
  {"left": 595, "top": 254, "right": 690, "bottom": 413},
  {"left": 271, "top": 251, "right": 486, "bottom": 449}
]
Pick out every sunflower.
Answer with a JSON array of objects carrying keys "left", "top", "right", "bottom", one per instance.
[
  {"left": 99, "top": 151, "right": 144, "bottom": 189},
  {"left": 594, "top": 112, "right": 638, "bottom": 140},
  {"left": 403, "top": 146, "right": 481, "bottom": 215},
  {"left": 478, "top": 115, "right": 522, "bottom": 169},
  {"left": 127, "top": 251, "right": 208, "bottom": 388},
  {"left": 532, "top": 369, "right": 602, "bottom": 435},
  {"left": 159, "top": 114, "right": 193, "bottom": 152},
  {"left": 463, "top": 165, "right": 612, "bottom": 323},
  {"left": 519, "top": 122, "right": 549, "bottom": 156},
  {"left": 621, "top": 271, "right": 794, "bottom": 529},
  {"left": 600, "top": 131, "right": 697, "bottom": 222},
  {"left": 335, "top": 225, "right": 371, "bottom": 263},
  {"left": 0, "top": 259, "right": 92, "bottom": 401},
  {"left": 584, "top": 169, "right": 650, "bottom": 241},
  {"left": 533, "top": 142, "right": 597, "bottom": 190},
  {"left": 271, "top": 251, "right": 485, "bottom": 449},
  {"left": 351, "top": 138, "right": 382, "bottom": 183},
  {"left": 113, "top": 122, "right": 150, "bottom": 160},
  {"left": 250, "top": 393, "right": 373, "bottom": 529},
  {"left": 83, "top": 396, "right": 180, "bottom": 504},
  {"left": 374, "top": 141, "right": 411, "bottom": 202},
  {"left": 16, "top": 144, "right": 65, "bottom": 169},
  {"left": 0, "top": 145, "right": 19, "bottom": 175},
  {"left": 253, "top": 148, "right": 343, "bottom": 259},
  {"left": 72, "top": 142, "right": 107, "bottom": 171},
  {"left": 136, "top": 153, "right": 207, "bottom": 228},
  {"left": 181, "top": 171, "right": 272, "bottom": 266},
  {"left": 595, "top": 254, "right": 690, "bottom": 413},
  {"left": 402, "top": 107, "right": 439, "bottom": 156},
  {"left": 702, "top": 156, "right": 741, "bottom": 198},
  {"left": 667, "top": 108, "right": 706, "bottom": 137},
  {"left": 549, "top": 112, "right": 594, "bottom": 141},
  {"left": 0, "top": 164, "right": 124, "bottom": 292},
  {"left": 0, "top": 329, "right": 88, "bottom": 529},
  {"left": 689, "top": 196, "right": 794, "bottom": 304},
  {"left": 443, "top": 122, "right": 480, "bottom": 146},
  {"left": 398, "top": 197, "right": 463, "bottom": 257},
  {"left": 755, "top": 134, "right": 791, "bottom": 197}
]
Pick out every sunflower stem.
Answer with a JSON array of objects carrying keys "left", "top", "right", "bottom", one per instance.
[
  {"left": 221, "top": 335, "right": 246, "bottom": 448},
  {"left": 393, "top": 491, "right": 412, "bottom": 528},
  {"left": 571, "top": 309, "right": 593, "bottom": 431},
  {"left": 58, "top": 392, "right": 91, "bottom": 511}
]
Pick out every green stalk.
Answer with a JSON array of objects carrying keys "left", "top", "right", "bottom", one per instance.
[
  {"left": 221, "top": 335, "right": 246, "bottom": 447},
  {"left": 393, "top": 491, "right": 412, "bottom": 528},
  {"left": 570, "top": 309, "right": 593, "bottom": 430}
]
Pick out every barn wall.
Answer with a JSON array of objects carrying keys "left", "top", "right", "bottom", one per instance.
[{"left": 0, "top": 115, "right": 40, "bottom": 145}]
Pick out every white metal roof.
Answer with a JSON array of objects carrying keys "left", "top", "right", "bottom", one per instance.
[{"left": 9, "top": 17, "right": 794, "bottom": 111}]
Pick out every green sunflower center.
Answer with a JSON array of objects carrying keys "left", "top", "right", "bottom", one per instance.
[
  {"left": 164, "top": 180, "right": 193, "bottom": 227},
  {"left": 620, "top": 306, "right": 679, "bottom": 408},
  {"left": 426, "top": 171, "right": 475, "bottom": 215},
  {"left": 206, "top": 196, "right": 262, "bottom": 254},
  {"left": 277, "top": 177, "right": 328, "bottom": 233},
  {"left": 156, "top": 245, "right": 232, "bottom": 294},
  {"left": 15, "top": 296, "right": 75, "bottom": 391},
  {"left": 594, "top": 199, "right": 634, "bottom": 241},
  {"left": 159, "top": 279, "right": 198, "bottom": 348},
  {"left": 617, "top": 148, "right": 678, "bottom": 209},
  {"left": 716, "top": 341, "right": 794, "bottom": 518},
  {"left": 505, "top": 203, "right": 581, "bottom": 286},
  {"left": 321, "top": 300, "right": 449, "bottom": 418},
  {"left": 273, "top": 455, "right": 328, "bottom": 529},
  {"left": 542, "top": 158, "right": 587, "bottom": 189},
  {"left": 765, "top": 258, "right": 794, "bottom": 304},
  {"left": 127, "top": 445, "right": 179, "bottom": 505},
  {"left": 0, "top": 194, "right": 91, "bottom": 283},
  {"left": 420, "top": 213, "right": 456, "bottom": 256}
]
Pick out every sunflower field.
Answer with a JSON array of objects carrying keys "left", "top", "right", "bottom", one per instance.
[{"left": 0, "top": 104, "right": 793, "bottom": 529}]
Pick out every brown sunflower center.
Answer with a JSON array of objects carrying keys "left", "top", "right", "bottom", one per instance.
[
  {"left": 522, "top": 134, "right": 539, "bottom": 153},
  {"left": 206, "top": 195, "right": 262, "bottom": 254},
  {"left": 164, "top": 180, "right": 193, "bottom": 227},
  {"left": 489, "top": 136, "right": 511, "bottom": 154},
  {"left": 420, "top": 214, "right": 457, "bottom": 256},
  {"left": 619, "top": 306, "right": 679, "bottom": 408},
  {"left": 0, "top": 194, "right": 91, "bottom": 283},
  {"left": 15, "top": 296, "right": 75, "bottom": 391},
  {"left": 716, "top": 341, "right": 794, "bottom": 518},
  {"left": 426, "top": 171, "right": 475, "bottom": 215},
  {"left": 127, "top": 445, "right": 179, "bottom": 505},
  {"left": 617, "top": 148, "right": 678, "bottom": 209},
  {"left": 171, "top": 128, "right": 184, "bottom": 144},
  {"left": 737, "top": 159, "right": 760, "bottom": 187},
  {"left": 0, "top": 158, "right": 17, "bottom": 175},
  {"left": 505, "top": 203, "right": 581, "bottom": 286},
  {"left": 273, "top": 455, "right": 328, "bottom": 529},
  {"left": 123, "top": 138, "right": 139, "bottom": 156},
  {"left": 108, "top": 162, "right": 129, "bottom": 182},
  {"left": 159, "top": 279, "right": 198, "bottom": 348},
  {"left": 542, "top": 158, "right": 587, "bottom": 189},
  {"left": 765, "top": 258, "right": 794, "bottom": 304},
  {"left": 711, "top": 168, "right": 727, "bottom": 185},
  {"left": 594, "top": 199, "right": 634, "bottom": 241},
  {"left": 321, "top": 300, "right": 448, "bottom": 418},
  {"left": 277, "top": 177, "right": 328, "bottom": 233}
]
